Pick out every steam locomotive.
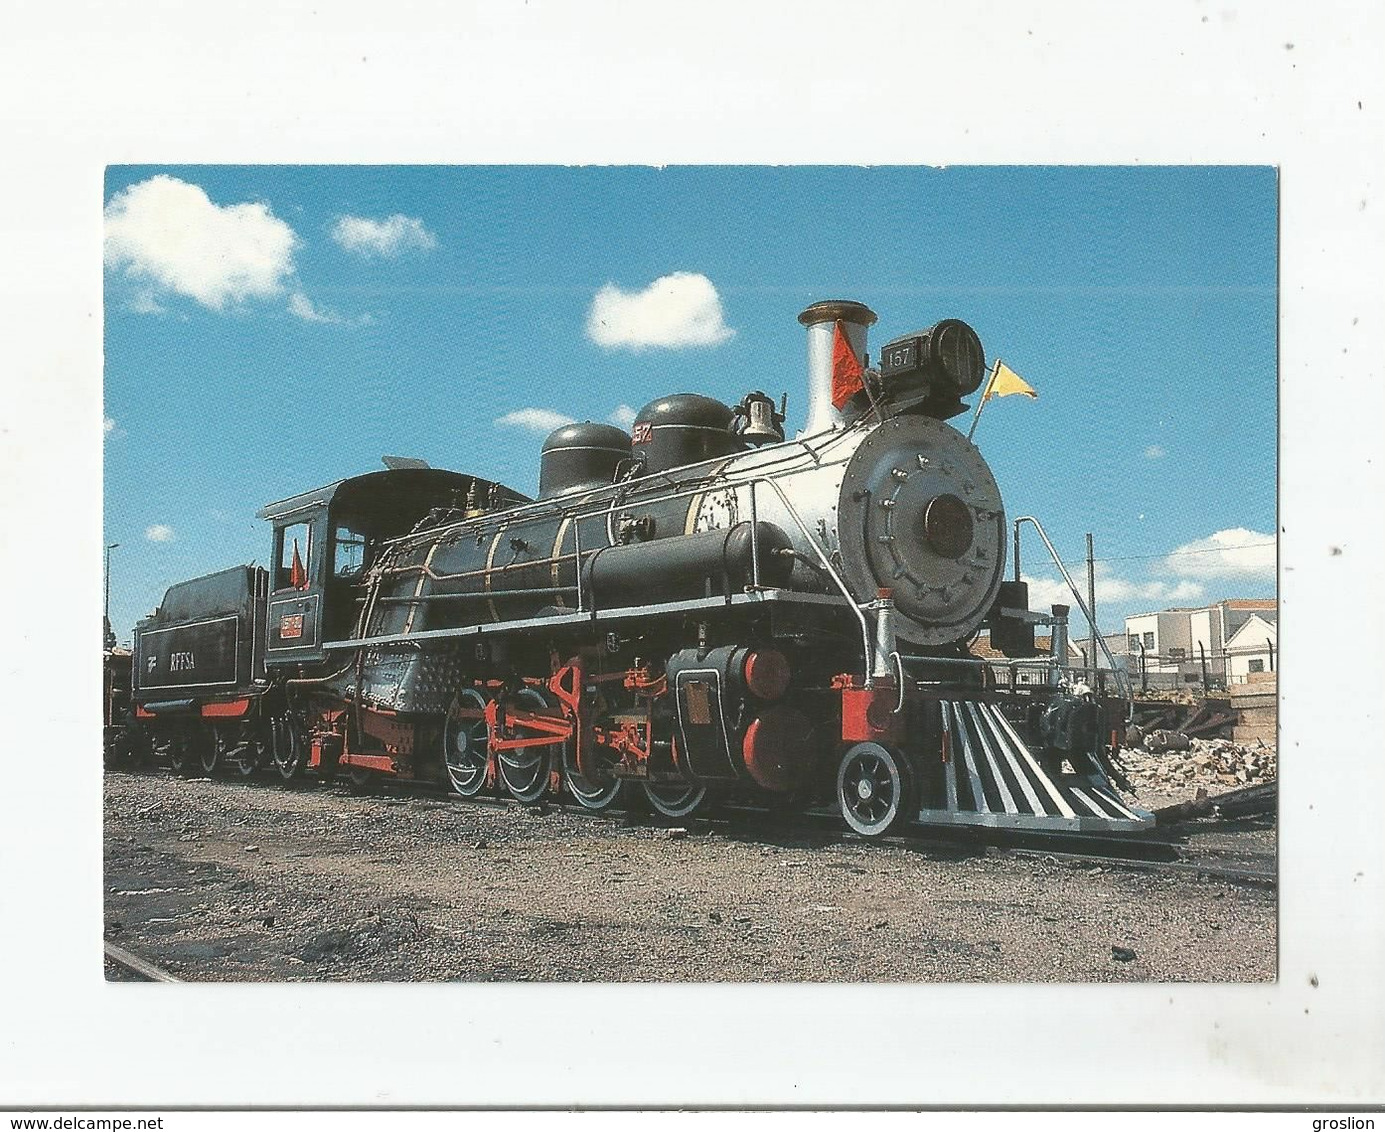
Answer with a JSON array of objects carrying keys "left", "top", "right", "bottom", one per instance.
[{"left": 114, "top": 300, "right": 1148, "bottom": 837}]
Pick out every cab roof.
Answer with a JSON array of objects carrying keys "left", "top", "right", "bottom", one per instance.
[{"left": 257, "top": 468, "right": 529, "bottom": 523}]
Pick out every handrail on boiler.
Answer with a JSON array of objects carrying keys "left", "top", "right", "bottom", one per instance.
[
  {"left": 750, "top": 477, "right": 877, "bottom": 688},
  {"left": 1011, "top": 515, "right": 1134, "bottom": 710},
  {"left": 564, "top": 471, "right": 876, "bottom": 686}
]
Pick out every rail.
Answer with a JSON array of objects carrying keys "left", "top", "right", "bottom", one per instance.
[
  {"left": 1012, "top": 515, "right": 1134, "bottom": 708},
  {"left": 104, "top": 941, "right": 181, "bottom": 983}
]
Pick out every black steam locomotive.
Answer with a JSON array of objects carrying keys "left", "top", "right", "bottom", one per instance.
[{"left": 113, "top": 300, "right": 1148, "bottom": 837}]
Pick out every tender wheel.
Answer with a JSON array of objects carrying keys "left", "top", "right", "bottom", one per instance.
[
  {"left": 442, "top": 688, "right": 490, "bottom": 798},
  {"left": 233, "top": 742, "right": 260, "bottom": 777},
  {"left": 836, "top": 741, "right": 914, "bottom": 838},
  {"left": 103, "top": 728, "right": 133, "bottom": 768},
  {"left": 164, "top": 730, "right": 193, "bottom": 776},
  {"left": 563, "top": 742, "right": 624, "bottom": 811},
  {"left": 215, "top": 724, "right": 258, "bottom": 778},
  {"left": 642, "top": 780, "right": 708, "bottom": 819},
  {"left": 495, "top": 687, "right": 556, "bottom": 803},
  {"left": 194, "top": 725, "right": 219, "bottom": 776},
  {"left": 270, "top": 712, "right": 307, "bottom": 781}
]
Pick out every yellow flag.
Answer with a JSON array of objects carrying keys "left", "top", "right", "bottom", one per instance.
[{"left": 985, "top": 360, "right": 1037, "bottom": 401}]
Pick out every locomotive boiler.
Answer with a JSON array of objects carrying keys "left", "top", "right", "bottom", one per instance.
[{"left": 125, "top": 299, "right": 1149, "bottom": 837}]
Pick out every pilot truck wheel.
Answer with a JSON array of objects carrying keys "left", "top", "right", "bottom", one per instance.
[{"left": 836, "top": 741, "right": 914, "bottom": 838}]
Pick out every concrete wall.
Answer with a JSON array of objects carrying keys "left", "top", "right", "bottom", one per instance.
[{"left": 1231, "top": 677, "right": 1277, "bottom": 744}]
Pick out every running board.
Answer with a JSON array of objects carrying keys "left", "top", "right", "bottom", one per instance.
[{"left": 917, "top": 699, "right": 1153, "bottom": 833}]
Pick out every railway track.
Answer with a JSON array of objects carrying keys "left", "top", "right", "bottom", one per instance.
[
  {"left": 106, "top": 766, "right": 1277, "bottom": 890},
  {"left": 104, "top": 941, "right": 181, "bottom": 982}
]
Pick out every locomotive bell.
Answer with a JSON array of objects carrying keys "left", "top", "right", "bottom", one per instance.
[{"left": 734, "top": 390, "right": 786, "bottom": 446}]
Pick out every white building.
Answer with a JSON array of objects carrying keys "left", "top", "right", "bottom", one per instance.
[
  {"left": 1125, "top": 609, "right": 1195, "bottom": 671},
  {"left": 1224, "top": 612, "right": 1277, "bottom": 682},
  {"left": 1124, "top": 599, "right": 1276, "bottom": 688}
]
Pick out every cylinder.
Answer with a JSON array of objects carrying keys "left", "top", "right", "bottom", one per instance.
[
  {"left": 743, "top": 647, "right": 791, "bottom": 701},
  {"left": 797, "top": 299, "right": 877, "bottom": 436},
  {"left": 742, "top": 705, "right": 813, "bottom": 792}
]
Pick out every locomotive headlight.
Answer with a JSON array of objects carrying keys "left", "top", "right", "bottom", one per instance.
[
  {"left": 928, "top": 319, "right": 986, "bottom": 397},
  {"left": 878, "top": 318, "right": 987, "bottom": 399}
]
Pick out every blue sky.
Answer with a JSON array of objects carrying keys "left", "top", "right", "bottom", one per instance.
[{"left": 103, "top": 165, "right": 1276, "bottom": 643}]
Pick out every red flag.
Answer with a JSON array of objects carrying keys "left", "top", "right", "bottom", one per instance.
[
  {"left": 830, "top": 320, "right": 864, "bottom": 410},
  {"left": 289, "top": 539, "right": 307, "bottom": 589}
]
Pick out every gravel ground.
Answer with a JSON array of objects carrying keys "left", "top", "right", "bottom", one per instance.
[{"left": 103, "top": 769, "right": 1276, "bottom": 983}]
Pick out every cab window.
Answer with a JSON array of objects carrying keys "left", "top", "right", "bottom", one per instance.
[
  {"left": 333, "top": 524, "right": 368, "bottom": 579},
  {"left": 275, "top": 522, "right": 311, "bottom": 591}
]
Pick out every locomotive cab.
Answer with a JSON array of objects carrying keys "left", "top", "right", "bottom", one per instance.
[{"left": 257, "top": 468, "right": 531, "bottom": 665}]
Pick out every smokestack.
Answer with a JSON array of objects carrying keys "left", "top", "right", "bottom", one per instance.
[{"left": 797, "top": 299, "right": 877, "bottom": 436}]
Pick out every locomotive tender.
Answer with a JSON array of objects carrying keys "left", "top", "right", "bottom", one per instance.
[{"left": 123, "top": 300, "right": 1149, "bottom": 837}]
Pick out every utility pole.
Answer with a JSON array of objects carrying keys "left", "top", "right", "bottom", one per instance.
[
  {"left": 104, "top": 542, "right": 119, "bottom": 650},
  {"left": 1086, "top": 532, "right": 1097, "bottom": 688}
]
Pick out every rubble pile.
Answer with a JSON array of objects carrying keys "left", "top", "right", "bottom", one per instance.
[{"left": 1117, "top": 736, "right": 1277, "bottom": 793}]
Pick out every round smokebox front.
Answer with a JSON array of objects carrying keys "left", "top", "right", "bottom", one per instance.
[{"left": 836, "top": 415, "right": 1007, "bottom": 646}]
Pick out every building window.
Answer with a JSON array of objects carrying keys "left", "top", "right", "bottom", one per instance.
[
  {"left": 1128, "top": 634, "right": 1140, "bottom": 651},
  {"left": 1183, "top": 672, "right": 1200, "bottom": 683},
  {"left": 1248, "top": 659, "right": 1265, "bottom": 673},
  {"left": 1143, "top": 631, "right": 1155, "bottom": 649},
  {"left": 1168, "top": 647, "right": 1186, "bottom": 660}
]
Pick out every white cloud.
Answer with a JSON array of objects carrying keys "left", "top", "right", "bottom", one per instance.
[
  {"left": 1143, "top": 445, "right": 1166, "bottom": 459},
  {"left": 288, "top": 291, "right": 343, "bottom": 324},
  {"left": 609, "top": 404, "right": 637, "bottom": 429},
  {"left": 103, "top": 416, "right": 116, "bottom": 435},
  {"left": 1023, "top": 572, "right": 1205, "bottom": 612},
  {"left": 495, "top": 407, "right": 575, "bottom": 434},
  {"left": 587, "top": 272, "right": 734, "bottom": 350},
  {"left": 1163, "top": 528, "right": 1276, "bottom": 580},
  {"left": 127, "top": 292, "right": 165, "bottom": 315},
  {"left": 104, "top": 175, "right": 299, "bottom": 310},
  {"left": 145, "top": 524, "right": 175, "bottom": 543},
  {"left": 331, "top": 214, "right": 437, "bottom": 257}
]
